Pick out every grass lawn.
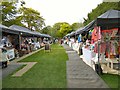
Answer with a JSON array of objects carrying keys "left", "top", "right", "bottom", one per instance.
[
  {"left": 3, "top": 44, "right": 68, "bottom": 88},
  {"left": 100, "top": 74, "right": 120, "bottom": 89}
]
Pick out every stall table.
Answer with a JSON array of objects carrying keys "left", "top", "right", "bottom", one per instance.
[
  {"left": 82, "top": 47, "right": 96, "bottom": 67},
  {"left": 106, "top": 58, "right": 119, "bottom": 69}
]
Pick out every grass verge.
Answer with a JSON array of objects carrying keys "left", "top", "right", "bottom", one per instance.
[
  {"left": 3, "top": 44, "right": 68, "bottom": 88},
  {"left": 100, "top": 73, "right": 120, "bottom": 89}
]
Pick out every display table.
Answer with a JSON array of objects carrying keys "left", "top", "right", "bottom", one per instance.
[
  {"left": 82, "top": 47, "right": 96, "bottom": 67},
  {"left": 72, "top": 43, "right": 79, "bottom": 52},
  {"left": 68, "top": 42, "right": 72, "bottom": 47},
  {"left": 19, "top": 49, "right": 28, "bottom": 57},
  {"left": 106, "top": 58, "right": 119, "bottom": 69}
]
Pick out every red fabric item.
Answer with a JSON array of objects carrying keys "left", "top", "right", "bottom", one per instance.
[
  {"left": 94, "top": 42, "right": 106, "bottom": 53},
  {"left": 91, "top": 27, "right": 101, "bottom": 44},
  {"left": 101, "top": 28, "right": 118, "bottom": 33},
  {"left": 94, "top": 43, "right": 98, "bottom": 53}
]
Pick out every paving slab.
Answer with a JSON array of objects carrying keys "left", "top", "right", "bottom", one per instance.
[
  {"left": 63, "top": 44, "right": 109, "bottom": 88},
  {"left": 12, "top": 62, "right": 37, "bottom": 77},
  {"left": 2, "top": 64, "right": 23, "bottom": 78}
]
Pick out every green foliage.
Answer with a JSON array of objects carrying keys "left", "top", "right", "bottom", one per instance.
[
  {"left": 52, "top": 22, "right": 72, "bottom": 38},
  {"left": 52, "top": 22, "right": 63, "bottom": 38},
  {"left": 83, "top": 2, "right": 120, "bottom": 25},
  {"left": 41, "top": 22, "right": 84, "bottom": 38},
  {"left": 71, "top": 22, "right": 84, "bottom": 31},
  {"left": 41, "top": 25, "right": 53, "bottom": 35},
  {"left": 1, "top": 1, "right": 45, "bottom": 30},
  {"left": 58, "top": 23, "right": 72, "bottom": 38},
  {"left": 1, "top": 2, "right": 23, "bottom": 26},
  {"left": 19, "top": 7, "right": 45, "bottom": 31}
]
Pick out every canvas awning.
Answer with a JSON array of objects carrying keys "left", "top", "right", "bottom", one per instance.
[
  {"left": 69, "top": 31, "right": 75, "bottom": 37},
  {"left": 1, "top": 24, "right": 51, "bottom": 38},
  {"left": 75, "top": 20, "right": 95, "bottom": 35},
  {"left": 75, "top": 27, "right": 84, "bottom": 35},
  {"left": 41, "top": 33, "right": 51, "bottom": 38},
  {"left": 9, "top": 25, "right": 40, "bottom": 37},
  {"left": 0, "top": 24, "right": 19, "bottom": 35},
  {"left": 97, "top": 9, "right": 120, "bottom": 29},
  {"left": 83, "top": 20, "right": 96, "bottom": 32}
]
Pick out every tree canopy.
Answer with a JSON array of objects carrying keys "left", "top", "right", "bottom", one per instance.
[
  {"left": 83, "top": 2, "right": 120, "bottom": 25},
  {"left": 41, "top": 22, "right": 73, "bottom": 38},
  {"left": 19, "top": 7, "right": 45, "bottom": 31},
  {"left": 71, "top": 22, "right": 83, "bottom": 31},
  {"left": 1, "top": 2, "right": 23, "bottom": 26},
  {"left": 57, "top": 22, "right": 72, "bottom": 38},
  {"left": 1, "top": 1, "right": 45, "bottom": 31},
  {"left": 41, "top": 25, "right": 52, "bottom": 35}
]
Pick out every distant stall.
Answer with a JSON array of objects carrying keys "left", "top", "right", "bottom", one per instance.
[
  {"left": 0, "top": 25, "right": 17, "bottom": 61},
  {"left": 0, "top": 25, "right": 17, "bottom": 68},
  {"left": 0, "top": 24, "right": 51, "bottom": 59}
]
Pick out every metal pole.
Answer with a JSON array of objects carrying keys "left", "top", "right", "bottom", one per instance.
[
  {"left": 98, "top": 40, "right": 100, "bottom": 74},
  {"left": 97, "top": 27, "right": 101, "bottom": 75},
  {"left": 19, "top": 33, "right": 21, "bottom": 50}
]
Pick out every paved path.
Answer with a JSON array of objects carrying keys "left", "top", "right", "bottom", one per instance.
[
  {"left": 63, "top": 44, "right": 109, "bottom": 88},
  {"left": 12, "top": 62, "right": 37, "bottom": 77},
  {"left": 2, "top": 48, "right": 44, "bottom": 78},
  {"left": 2, "top": 64, "right": 22, "bottom": 78}
]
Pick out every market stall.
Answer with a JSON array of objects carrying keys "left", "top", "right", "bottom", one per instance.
[
  {"left": 0, "top": 24, "right": 51, "bottom": 68},
  {"left": 9, "top": 25, "right": 43, "bottom": 56},
  {"left": 72, "top": 10, "right": 119, "bottom": 74},
  {"left": 0, "top": 25, "right": 16, "bottom": 68},
  {"left": 93, "top": 10, "right": 120, "bottom": 74},
  {"left": 0, "top": 25, "right": 16, "bottom": 61}
]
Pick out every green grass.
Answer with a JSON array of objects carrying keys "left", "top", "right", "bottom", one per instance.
[
  {"left": 100, "top": 74, "right": 120, "bottom": 89},
  {"left": 3, "top": 44, "right": 68, "bottom": 88}
]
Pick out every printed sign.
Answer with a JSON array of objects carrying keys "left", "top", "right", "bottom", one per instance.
[{"left": 6, "top": 49, "right": 15, "bottom": 60}]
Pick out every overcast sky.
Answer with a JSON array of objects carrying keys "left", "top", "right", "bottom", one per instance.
[{"left": 23, "top": 0, "right": 103, "bottom": 26}]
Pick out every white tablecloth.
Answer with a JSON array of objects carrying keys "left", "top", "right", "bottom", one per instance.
[
  {"left": 68, "top": 42, "right": 72, "bottom": 47},
  {"left": 82, "top": 47, "right": 96, "bottom": 67}
]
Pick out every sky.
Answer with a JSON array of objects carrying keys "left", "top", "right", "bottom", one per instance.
[{"left": 23, "top": 0, "right": 103, "bottom": 26}]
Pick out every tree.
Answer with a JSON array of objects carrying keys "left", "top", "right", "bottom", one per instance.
[
  {"left": 83, "top": 2, "right": 120, "bottom": 25},
  {"left": 41, "top": 25, "right": 52, "bottom": 35},
  {"left": 51, "top": 22, "right": 72, "bottom": 38},
  {"left": 52, "top": 22, "right": 63, "bottom": 38},
  {"left": 71, "top": 22, "right": 84, "bottom": 31},
  {"left": 1, "top": 2, "right": 23, "bottom": 26},
  {"left": 19, "top": 6, "right": 45, "bottom": 31},
  {"left": 57, "top": 23, "right": 72, "bottom": 38}
]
